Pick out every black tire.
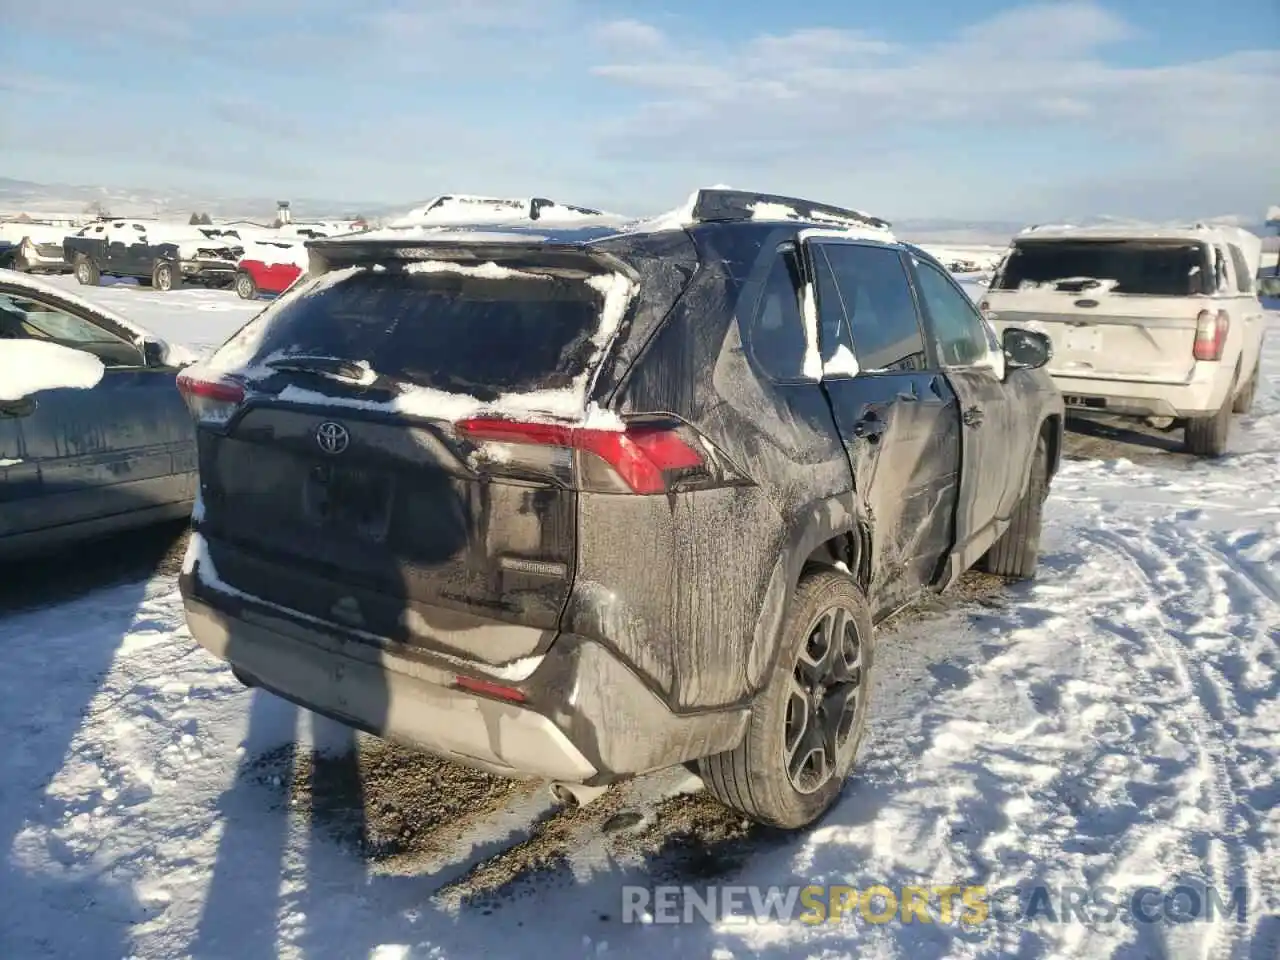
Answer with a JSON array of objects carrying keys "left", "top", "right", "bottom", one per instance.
[
  {"left": 73, "top": 255, "right": 100, "bottom": 286},
  {"left": 234, "top": 271, "right": 258, "bottom": 300},
  {"left": 980, "top": 435, "right": 1048, "bottom": 580},
  {"left": 1184, "top": 384, "right": 1233, "bottom": 457},
  {"left": 152, "top": 260, "right": 182, "bottom": 292},
  {"left": 698, "top": 568, "right": 874, "bottom": 830},
  {"left": 1232, "top": 363, "right": 1259, "bottom": 414}
]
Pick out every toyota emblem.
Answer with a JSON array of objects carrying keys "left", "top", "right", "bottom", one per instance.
[{"left": 315, "top": 421, "right": 350, "bottom": 455}]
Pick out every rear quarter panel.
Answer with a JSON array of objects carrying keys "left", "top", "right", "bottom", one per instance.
[{"left": 566, "top": 227, "right": 860, "bottom": 712}]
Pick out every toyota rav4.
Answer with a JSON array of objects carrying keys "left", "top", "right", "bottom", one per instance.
[{"left": 176, "top": 188, "right": 1063, "bottom": 829}]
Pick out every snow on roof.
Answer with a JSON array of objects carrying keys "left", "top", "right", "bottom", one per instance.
[
  {"left": 1019, "top": 221, "right": 1250, "bottom": 244},
  {"left": 632, "top": 188, "right": 717, "bottom": 233},
  {"left": 387, "top": 195, "right": 620, "bottom": 230},
  {"left": 0, "top": 222, "right": 68, "bottom": 245},
  {"left": 329, "top": 187, "right": 896, "bottom": 247},
  {"left": 629, "top": 185, "right": 893, "bottom": 239}
]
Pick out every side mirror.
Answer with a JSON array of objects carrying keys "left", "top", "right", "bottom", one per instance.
[
  {"left": 1003, "top": 327, "right": 1052, "bottom": 372},
  {"left": 142, "top": 337, "right": 169, "bottom": 368}
]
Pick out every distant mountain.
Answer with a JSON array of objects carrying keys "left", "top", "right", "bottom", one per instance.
[{"left": 0, "top": 178, "right": 384, "bottom": 221}]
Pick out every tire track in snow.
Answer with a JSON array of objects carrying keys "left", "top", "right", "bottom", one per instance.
[{"left": 1080, "top": 523, "right": 1263, "bottom": 960}]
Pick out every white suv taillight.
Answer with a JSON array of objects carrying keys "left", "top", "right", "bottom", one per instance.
[
  {"left": 176, "top": 371, "right": 245, "bottom": 427},
  {"left": 1193, "top": 310, "right": 1229, "bottom": 362}
]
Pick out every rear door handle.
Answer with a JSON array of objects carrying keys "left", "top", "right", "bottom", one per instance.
[
  {"left": 962, "top": 405, "right": 984, "bottom": 427},
  {"left": 897, "top": 382, "right": 919, "bottom": 402}
]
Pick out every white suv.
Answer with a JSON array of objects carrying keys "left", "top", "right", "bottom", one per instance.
[{"left": 980, "top": 224, "right": 1266, "bottom": 457}]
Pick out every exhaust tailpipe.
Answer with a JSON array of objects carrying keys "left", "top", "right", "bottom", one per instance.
[{"left": 549, "top": 781, "right": 609, "bottom": 808}]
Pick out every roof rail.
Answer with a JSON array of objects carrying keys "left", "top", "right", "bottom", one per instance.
[{"left": 689, "top": 189, "right": 890, "bottom": 230}]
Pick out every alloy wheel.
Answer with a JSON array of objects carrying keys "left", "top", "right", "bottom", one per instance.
[{"left": 783, "top": 604, "right": 864, "bottom": 794}]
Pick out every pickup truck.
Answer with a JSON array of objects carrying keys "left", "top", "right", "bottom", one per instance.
[{"left": 63, "top": 220, "right": 242, "bottom": 291}]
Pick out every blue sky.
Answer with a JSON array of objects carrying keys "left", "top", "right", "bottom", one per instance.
[{"left": 1, "top": 0, "right": 1276, "bottom": 221}]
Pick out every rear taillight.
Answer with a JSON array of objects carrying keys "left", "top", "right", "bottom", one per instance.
[
  {"left": 176, "top": 371, "right": 246, "bottom": 427},
  {"left": 1193, "top": 310, "right": 1230, "bottom": 362},
  {"left": 455, "top": 417, "right": 726, "bottom": 494}
]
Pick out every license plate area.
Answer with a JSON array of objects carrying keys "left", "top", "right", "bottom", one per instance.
[
  {"left": 303, "top": 463, "right": 393, "bottom": 541},
  {"left": 1063, "top": 325, "right": 1102, "bottom": 353}
]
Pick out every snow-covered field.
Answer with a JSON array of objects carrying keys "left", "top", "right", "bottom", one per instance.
[
  {"left": 33, "top": 275, "right": 265, "bottom": 359},
  {"left": 2, "top": 277, "right": 1277, "bottom": 959}
]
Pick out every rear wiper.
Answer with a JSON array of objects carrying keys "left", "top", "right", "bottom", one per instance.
[{"left": 265, "top": 355, "right": 370, "bottom": 381}]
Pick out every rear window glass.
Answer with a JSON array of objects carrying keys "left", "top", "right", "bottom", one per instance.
[
  {"left": 235, "top": 267, "right": 605, "bottom": 398},
  {"left": 993, "top": 240, "right": 1210, "bottom": 296}
]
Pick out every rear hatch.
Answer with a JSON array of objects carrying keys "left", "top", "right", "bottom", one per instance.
[
  {"left": 983, "top": 238, "right": 1214, "bottom": 383},
  {"left": 179, "top": 241, "right": 670, "bottom": 666}
]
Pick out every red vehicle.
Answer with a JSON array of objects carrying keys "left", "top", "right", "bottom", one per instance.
[{"left": 233, "top": 241, "right": 307, "bottom": 299}]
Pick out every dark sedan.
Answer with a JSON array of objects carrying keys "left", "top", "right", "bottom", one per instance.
[{"left": 0, "top": 270, "right": 198, "bottom": 559}]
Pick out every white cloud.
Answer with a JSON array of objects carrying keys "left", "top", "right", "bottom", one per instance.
[
  {"left": 584, "top": 1, "right": 1277, "bottom": 215},
  {"left": 592, "top": 19, "right": 668, "bottom": 52}
]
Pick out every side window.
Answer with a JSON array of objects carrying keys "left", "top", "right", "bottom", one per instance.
[
  {"left": 746, "top": 248, "right": 808, "bottom": 381},
  {"left": 816, "top": 243, "right": 927, "bottom": 373},
  {"left": 1212, "top": 246, "right": 1231, "bottom": 292},
  {"left": 0, "top": 291, "right": 142, "bottom": 367},
  {"left": 911, "top": 257, "right": 991, "bottom": 368},
  {"left": 1227, "top": 245, "right": 1253, "bottom": 294}
]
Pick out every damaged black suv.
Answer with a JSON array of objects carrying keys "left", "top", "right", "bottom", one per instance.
[{"left": 177, "top": 189, "right": 1063, "bottom": 829}]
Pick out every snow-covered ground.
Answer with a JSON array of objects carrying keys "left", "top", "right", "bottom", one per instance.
[
  {"left": 34, "top": 274, "right": 263, "bottom": 360},
  {"left": 2, "top": 278, "right": 1277, "bottom": 959},
  {"left": 911, "top": 243, "right": 1008, "bottom": 274}
]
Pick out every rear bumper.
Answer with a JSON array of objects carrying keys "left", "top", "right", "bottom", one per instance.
[
  {"left": 181, "top": 576, "right": 748, "bottom": 785},
  {"left": 1050, "top": 365, "right": 1231, "bottom": 418},
  {"left": 19, "top": 248, "right": 69, "bottom": 271}
]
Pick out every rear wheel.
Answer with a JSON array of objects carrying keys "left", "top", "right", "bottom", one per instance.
[
  {"left": 980, "top": 435, "right": 1048, "bottom": 580},
  {"left": 74, "top": 255, "right": 100, "bottom": 286},
  {"left": 1232, "top": 363, "right": 1259, "bottom": 414},
  {"left": 1184, "top": 384, "right": 1233, "bottom": 457},
  {"left": 699, "top": 569, "right": 873, "bottom": 829},
  {"left": 234, "top": 271, "right": 258, "bottom": 300}
]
